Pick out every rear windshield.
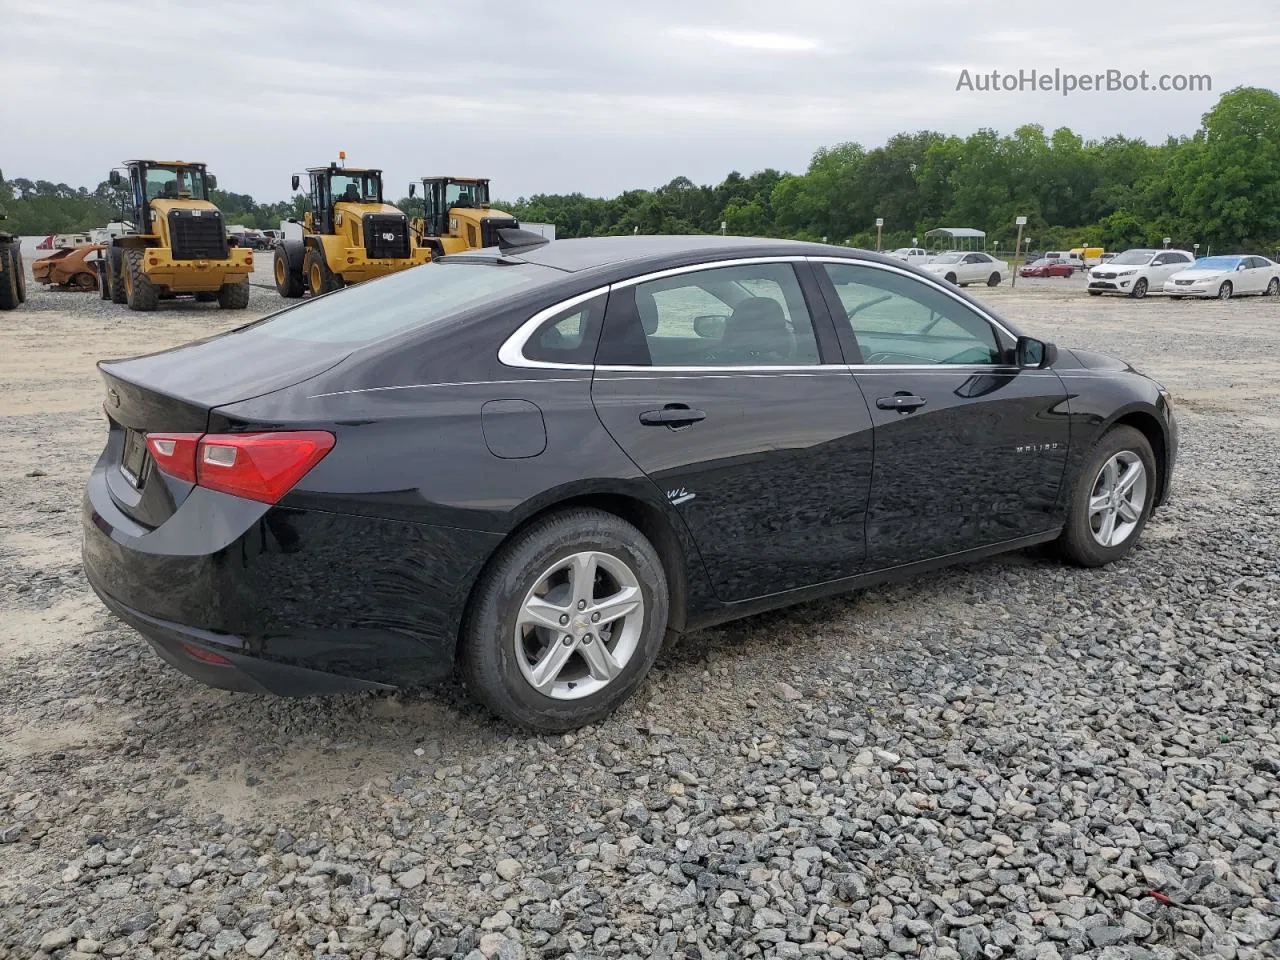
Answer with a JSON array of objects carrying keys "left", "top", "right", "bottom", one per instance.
[{"left": 234, "top": 260, "right": 561, "bottom": 344}]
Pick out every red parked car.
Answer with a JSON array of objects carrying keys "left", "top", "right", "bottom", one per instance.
[{"left": 1019, "top": 257, "right": 1076, "bottom": 278}]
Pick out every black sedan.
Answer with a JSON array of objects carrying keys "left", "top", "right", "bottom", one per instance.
[{"left": 83, "top": 234, "right": 1178, "bottom": 731}]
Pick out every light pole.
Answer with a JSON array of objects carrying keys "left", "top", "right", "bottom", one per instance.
[
  {"left": 1011, "top": 217, "right": 1027, "bottom": 287},
  {"left": 875, "top": 218, "right": 884, "bottom": 252}
]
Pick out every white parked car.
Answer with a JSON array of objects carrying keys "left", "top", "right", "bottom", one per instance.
[
  {"left": 888, "top": 247, "right": 931, "bottom": 267},
  {"left": 1087, "top": 248, "right": 1195, "bottom": 299},
  {"left": 1163, "top": 255, "right": 1280, "bottom": 299},
  {"left": 920, "top": 252, "right": 1009, "bottom": 287}
]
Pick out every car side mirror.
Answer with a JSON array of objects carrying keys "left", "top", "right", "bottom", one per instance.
[
  {"left": 692, "top": 315, "right": 727, "bottom": 339},
  {"left": 1016, "top": 336, "right": 1057, "bottom": 369},
  {"left": 1237, "top": 263, "right": 1248, "bottom": 271},
  {"left": 291, "top": 174, "right": 300, "bottom": 191},
  {"left": 409, "top": 183, "right": 416, "bottom": 198},
  {"left": 109, "top": 170, "right": 121, "bottom": 187}
]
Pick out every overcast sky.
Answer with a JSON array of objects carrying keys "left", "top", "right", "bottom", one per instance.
[{"left": 2, "top": 0, "right": 1277, "bottom": 203}]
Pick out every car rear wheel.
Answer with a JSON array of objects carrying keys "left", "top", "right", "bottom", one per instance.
[
  {"left": 1057, "top": 425, "right": 1156, "bottom": 568},
  {"left": 1129, "top": 278, "right": 1148, "bottom": 299},
  {"left": 1218, "top": 281, "right": 1232, "bottom": 300},
  {"left": 459, "top": 508, "right": 669, "bottom": 732},
  {"left": 1267, "top": 278, "right": 1279, "bottom": 297},
  {"left": 986, "top": 272, "right": 1001, "bottom": 287},
  {"left": 944, "top": 272, "right": 957, "bottom": 284},
  {"left": 74, "top": 272, "right": 96, "bottom": 292}
]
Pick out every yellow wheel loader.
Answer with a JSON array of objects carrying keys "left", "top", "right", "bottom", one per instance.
[
  {"left": 407, "top": 177, "right": 520, "bottom": 258},
  {"left": 104, "top": 161, "right": 253, "bottom": 312},
  {"left": 273, "top": 159, "right": 431, "bottom": 299}
]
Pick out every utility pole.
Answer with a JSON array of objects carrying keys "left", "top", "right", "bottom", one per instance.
[{"left": 875, "top": 218, "right": 884, "bottom": 252}]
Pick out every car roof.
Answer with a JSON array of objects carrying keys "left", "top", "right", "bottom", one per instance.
[{"left": 456, "top": 234, "right": 897, "bottom": 275}]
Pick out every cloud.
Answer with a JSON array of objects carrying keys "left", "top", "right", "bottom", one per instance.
[{"left": 0, "top": 0, "right": 1274, "bottom": 202}]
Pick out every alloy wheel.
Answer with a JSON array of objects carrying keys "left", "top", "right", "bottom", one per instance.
[
  {"left": 1218, "top": 281, "right": 1232, "bottom": 300},
  {"left": 1267, "top": 278, "right": 1279, "bottom": 297},
  {"left": 1088, "top": 451, "right": 1147, "bottom": 548},
  {"left": 514, "top": 551, "right": 645, "bottom": 700}
]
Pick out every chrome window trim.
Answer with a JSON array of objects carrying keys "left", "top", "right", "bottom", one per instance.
[{"left": 497, "top": 253, "right": 1022, "bottom": 373}]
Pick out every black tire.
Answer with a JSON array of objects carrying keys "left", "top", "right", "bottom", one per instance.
[
  {"left": 1266, "top": 278, "right": 1279, "bottom": 297},
  {"left": 123, "top": 248, "right": 159, "bottom": 311},
  {"left": 1057, "top": 425, "right": 1157, "bottom": 568},
  {"left": 0, "top": 245, "right": 18, "bottom": 310},
  {"left": 986, "top": 272, "right": 1001, "bottom": 287},
  {"left": 944, "top": 272, "right": 957, "bottom": 284},
  {"left": 13, "top": 245, "right": 25, "bottom": 303},
  {"left": 108, "top": 247, "right": 128, "bottom": 304},
  {"left": 459, "top": 508, "right": 669, "bottom": 732},
  {"left": 97, "top": 259, "right": 111, "bottom": 300},
  {"left": 303, "top": 246, "right": 340, "bottom": 296},
  {"left": 1129, "top": 277, "right": 1148, "bottom": 299},
  {"left": 1217, "top": 281, "right": 1232, "bottom": 300},
  {"left": 273, "top": 245, "right": 303, "bottom": 298},
  {"left": 217, "top": 279, "right": 250, "bottom": 309}
]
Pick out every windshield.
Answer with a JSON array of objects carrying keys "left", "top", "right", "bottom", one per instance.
[
  {"left": 145, "top": 166, "right": 206, "bottom": 201},
  {"left": 1194, "top": 256, "right": 1243, "bottom": 270},
  {"left": 445, "top": 180, "right": 489, "bottom": 208},
  {"left": 1110, "top": 250, "right": 1156, "bottom": 265},
  {"left": 331, "top": 172, "right": 381, "bottom": 203},
  {"left": 932, "top": 253, "right": 963, "bottom": 264},
  {"left": 233, "top": 260, "right": 561, "bottom": 345}
]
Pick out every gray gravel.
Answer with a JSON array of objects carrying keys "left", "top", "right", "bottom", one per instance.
[{"left": 2, "top": 266, "right": 1278, "bottom": 959}]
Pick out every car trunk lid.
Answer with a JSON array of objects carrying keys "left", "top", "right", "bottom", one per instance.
[{"left": 97, "top": 335, "right": 350, "bottom": 528}]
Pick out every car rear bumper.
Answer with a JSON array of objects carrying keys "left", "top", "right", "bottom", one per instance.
[{"left": 82, "top": 452, "right": 502, "bottom": 694}]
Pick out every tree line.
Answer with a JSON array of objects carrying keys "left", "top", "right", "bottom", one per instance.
[{"left": 4, "top": 87, "right": 1278, "bottom": 256}]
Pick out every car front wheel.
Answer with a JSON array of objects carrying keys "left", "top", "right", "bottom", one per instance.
[
  {"left": 1218, "top": 281, "right": 1233, "bottom": 300},
  {"left": 460, "top": 508, "right": 669, "bottom": 731},
  {"left": 1130, "top": 277, "right": 1148, "bottom": 299},
  {"left": 1058, "top": 425, "right": 1157, "bottom": 567}
]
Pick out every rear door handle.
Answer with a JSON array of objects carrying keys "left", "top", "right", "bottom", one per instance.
[
  {"left": 876, "top": 394, "right": 928, "bottom": 412},
  {"left": 639, "top": 404, "right": 707, "bottom": 427}
]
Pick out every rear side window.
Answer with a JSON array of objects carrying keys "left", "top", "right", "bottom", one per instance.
[
  {"left": 523, "top": 294, "right": 608, "bottom": 364},
  {"left": 234, "top": 260, "right": 561, "bottom": 345}
]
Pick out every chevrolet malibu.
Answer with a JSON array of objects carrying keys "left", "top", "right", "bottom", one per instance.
[{"left": 83, "top": 234, "right": 1178, "bottom": 731}]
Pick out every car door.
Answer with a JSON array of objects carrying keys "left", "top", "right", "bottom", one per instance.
[
  {"left": 1246, "top": 257, "right": 1271, "bottom": 292},
  {"left": 960, "top": 253, "right": 985, "bottom": 283},
  {"left": 589, "top": 258, "right": 875, "bottom": 603},
  {"left": 815, "top": 259, "right": 1070, "bottom": 568},
  {"left": 1148, "top": 252, "right": 1176, "bottom": 286}
]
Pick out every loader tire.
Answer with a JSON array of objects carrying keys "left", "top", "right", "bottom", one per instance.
[
  {"left": 217, "top": 278, "right": 250, "bottom": 310},
  {"left": 108, "top": 247, "right": 128, "bottom": 304},
  {"left": 273, "top": 244, "right": 304, "bottom": 298},
  {"left": 304, "top": 247, "right": 340, "bottom": 296},
  {"left": 0, "top": 245, "right": 18, "bottom": 311},
  {"left": 123, "top": 248, "right": 159, "bottom": 312}
]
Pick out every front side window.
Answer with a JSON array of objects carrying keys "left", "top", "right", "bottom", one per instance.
[
  {"left": 445, "top": 180, "right": 489, "bottom": 208},
  {"left": 824, "top": 262, "right": 1004, "bottom": 366},
  {"left": 599, "top": 262, "right": 822, "bottom": 367}
]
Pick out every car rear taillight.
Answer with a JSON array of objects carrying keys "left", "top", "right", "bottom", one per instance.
[
  {"left": 146, "top": 433, "right": 201, "bottom": 483},
  {"left": 146, "top": 430, "right": 334, "bottom": 504},
  {"left": 196, "top": 431, "right": 335, "bottom": 504}
]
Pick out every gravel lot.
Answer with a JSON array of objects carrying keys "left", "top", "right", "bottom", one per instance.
[{"left": 1, "top": 264, "right": 1277, "bottom": 960}]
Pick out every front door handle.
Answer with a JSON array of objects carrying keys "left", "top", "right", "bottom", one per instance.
[
  {"left": 639, "top": 404, "right": 707, "bottom": 427},
  {"left": 876, "top": 394, "right": 928, "bottom": 412}
]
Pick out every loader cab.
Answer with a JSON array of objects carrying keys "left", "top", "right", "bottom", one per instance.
[
  {"left": 413, "top": 177, "right": 491, "bottom": 239},
  {"left": 296, "top": 165, "right": 383, "bottom": 235},
  {"left": 109, "top": 161, "right": 215, "bottom": 236}
]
